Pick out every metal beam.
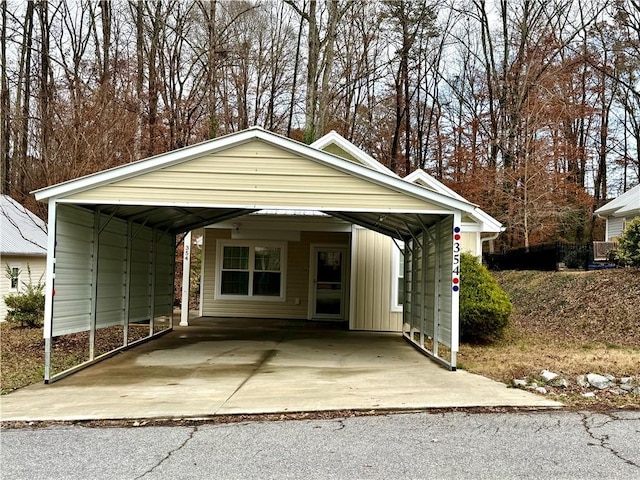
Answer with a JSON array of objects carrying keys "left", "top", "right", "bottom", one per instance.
[
  {"left": 327, "top": 212, "right": 403, "bottom": 239},
  {"left": 170, "top": 209, "right": 258, "bottom": 234}
]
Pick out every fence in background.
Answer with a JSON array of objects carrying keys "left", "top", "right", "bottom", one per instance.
[{"left": 485, "top": 242, "right": 596, "bottom": 271}]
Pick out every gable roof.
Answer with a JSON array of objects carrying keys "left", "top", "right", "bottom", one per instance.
[
  {"left": 310, "top": 132, "right": 502, "bottom": 232},
  {"left": 33, "top": 127, "right": 502, "bottom": 236},
  {"left": 311, "top": 131, "right": 398, "bottom": 176},
  {"left": 1, "top": 195, "right": 48, "bottom": 256},
  {"left": 404, "top": 169, "right": 467, "bottom": 201},
  {"left": 595, "top": 184, "right": 640, "bottom": 217},
  {"left": 403, "top": 169, "right": 503, "bottom": 232}
]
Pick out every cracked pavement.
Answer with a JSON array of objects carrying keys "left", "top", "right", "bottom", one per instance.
[{"left": 2, "top": 410, "right": 639, "bottom": 479}]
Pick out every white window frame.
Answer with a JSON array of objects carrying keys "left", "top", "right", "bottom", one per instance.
[
  {"left": 8, "top": 264, "right": 21, "bottom": 291},
  {"left": 390, "top": 241, "right": 404, "bottom": 312},
  {"left": 215, "top": 239, "right": 287, "bottom": 302}
]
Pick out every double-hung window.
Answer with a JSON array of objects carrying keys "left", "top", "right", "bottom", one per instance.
[
  {"left": 217, "top": 241, "right": 286, "bottom": 301},
  {"left": 9, "top": 266, "right": 20, "bottom": 290}
]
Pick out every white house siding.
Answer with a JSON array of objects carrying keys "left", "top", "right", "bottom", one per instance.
[
  {"left": 350, "top": 228, "right": 403, "bottom": 332},
  {"left": 0, "top": 254, "right": 46, "bottom": 322},
  {"left": 606, "top": 217, "right": 625, "bottom": 241},
  {"left": 460, "top": 231, "right": 480, "bottom": 255},
  {"left": 201, "top": 227, "right": 349, "bottom": 319}
]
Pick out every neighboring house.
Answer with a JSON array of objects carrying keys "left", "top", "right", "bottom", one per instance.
[
  {"left": 0, "top": 195, "right": 48, "bottom": 321},
  {"left": 34, "top": 126, "right": 502, "bottom": 379},
  {"left": 594, "top": 184, "right": 640, "bottom": 242}
]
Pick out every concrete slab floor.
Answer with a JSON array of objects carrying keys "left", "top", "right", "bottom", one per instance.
[{"left": 0, "top": 318, "right": 561, "bottom": 421}]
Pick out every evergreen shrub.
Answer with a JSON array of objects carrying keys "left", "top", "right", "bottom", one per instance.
[
  {"left": 613, "top": 217, "right": 640, "bottom": 267},
  {"left": 3, "top": 265, "right": 45, "bottom": 328},
  {"left": 460, "top": 252, "right": 512, "bottom": 343}
]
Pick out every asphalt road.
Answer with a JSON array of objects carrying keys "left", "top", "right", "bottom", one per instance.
[{"left": 1, "top": 410, "right": 639, "bottom": 480}]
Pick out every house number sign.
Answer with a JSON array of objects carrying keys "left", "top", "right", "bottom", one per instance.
[{"left": 452, "top": 226, "right": 461, "bottom": 292}]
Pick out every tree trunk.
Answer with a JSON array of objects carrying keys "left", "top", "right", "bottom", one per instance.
[
  {"left": 1, "top": 0, "right": 9, "bottom": 194},
  {"left": 304, "top": 0, "right": 319, "bottom": 144}
]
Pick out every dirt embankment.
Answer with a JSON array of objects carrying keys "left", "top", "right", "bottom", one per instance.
[{"left": 493, "top": 269, "right": 640, "bottom": 348}]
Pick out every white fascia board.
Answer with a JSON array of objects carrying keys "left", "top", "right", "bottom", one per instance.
[
  {"left": 594, "top": 184, "right": 640, "bottom": 216},
  {"left": 472, "top": 207, "right": 504, "bottom": 232},
  {"left": 311, "top": 131, "right": 399, "bottom": 177}
]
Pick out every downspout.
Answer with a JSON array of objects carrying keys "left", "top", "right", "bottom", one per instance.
[{"left": 480, "top": 231, "right": 503, "bottom": 254}]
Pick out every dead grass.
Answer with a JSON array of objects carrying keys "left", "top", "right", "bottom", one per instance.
[
  {"left": 0, "top": 323, "right": 155, "bottom": 394},
  {"left": 459, "top": 268, "right": 640, "bottom": 409}
]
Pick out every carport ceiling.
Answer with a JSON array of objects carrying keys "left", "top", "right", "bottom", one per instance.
[{"left": 77, "top": 202, "right": 443, "bottom": 240}]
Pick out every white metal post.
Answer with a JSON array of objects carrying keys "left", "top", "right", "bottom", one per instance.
[
  {"left": 450, "top": 212, "right": 462, "bottom": 368},
  {"left": 149, "top": 229, "right": 156, "bottom": 335},
  {"left": 433, "top": 220, "right": 441, "bottom": 357},
  {"left": 43, "top": 200, "right": 57, "bottom": 383},
  {"left": 420, "top": 231, "right": 427, "bottom": 347},
  {"left": 180, "top": 231, "right": 191, "bottom": 326},
  {"left": 410, "top": 239, "right": 418, "bottom": 339},
  {"left": 89, "top": 209, "right": 101, "bottom": 360},
  {"left": 123, "top": 220, "right": 133, "bottom": 345}
]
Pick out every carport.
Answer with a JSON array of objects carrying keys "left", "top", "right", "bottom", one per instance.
[{"left": 33, "top": 127, "right": 488, "bottom": 383}]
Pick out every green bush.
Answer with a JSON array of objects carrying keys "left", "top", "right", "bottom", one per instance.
[
  {"left": 459, "top": 252, "right": 512, "bottom": 343},
  {"left": 563, "top": 247, "right": 588, "bottom": 269},
  {"left": 3, "top": 265, "right": 45, "bottom": 328},
  {"left": 613, "top": 217, "right": 640, "bottom": 267}
]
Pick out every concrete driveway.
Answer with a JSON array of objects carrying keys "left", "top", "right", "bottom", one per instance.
[{"left": 0, "top": 318, "right": 561, "bottom": 421}]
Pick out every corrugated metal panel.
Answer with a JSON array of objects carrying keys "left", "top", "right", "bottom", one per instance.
[
  {"left": 51, "top": 205, "right": 175, "bottom": 334},
  {"left": 129, "top": 227, "right": 152, "bottom": 322},
  {"left": 437, "top": 216, "right": 454, "bottom": 348},
  {"left": 154, "top": 233, "right": 175, "bottom": 317},
  {"left": 201, "top": 228, "right": 349, "bottom": 319},
  {"left": 64, "top": 140, "right": 437, "bottom": 211},
  {"left": 350, "top": 229, "right": 402, "bottom": 332},
  {"left": 95, "top": 217, "right": 127, "bottom": 329},
  {"left": 52, "top": 205, "right": 94, "bottom": 336},
  {"left": 423, "top": 233, "right": 437, "bottom": 338}
]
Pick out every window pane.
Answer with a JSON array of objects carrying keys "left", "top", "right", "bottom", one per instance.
[
  {"left": 253, "top": 272, "right": 281, "bottom": 296},
  {"left": 398, "top": 251, "right": 404, "bottom": 278},
  {"left": 317, "top": 251, "right": 342, "bottom": 282},
  {"left": 254, "top": 247, "right": 280, "bottom": 271},
  {"left": 397, "top": 278, "right": 404, "bottom": 305},
  {"left": 10, "top": 268, "right": 19, "bottom": 289},
  {"left": 223, "top": 246, "right": 249, "bottom": 270},
  {"left": 221, "top": 271, "right": 249, "bottom": 295}
]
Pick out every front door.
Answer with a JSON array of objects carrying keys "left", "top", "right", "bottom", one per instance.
[{"left": 311, "top": 247, "right": 347, "bottom": 320}]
